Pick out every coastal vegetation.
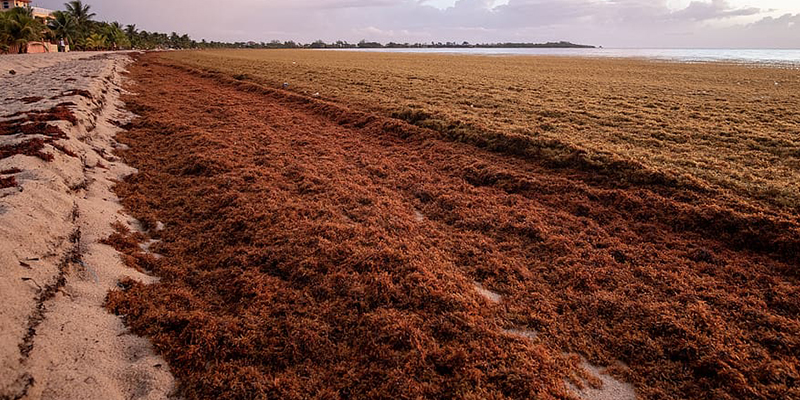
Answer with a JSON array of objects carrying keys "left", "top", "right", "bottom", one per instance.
[
  {"left": 0, "top": 7, "right": 41, "bottom": 53},
  {"left": 194, "top": 39, "right": 594, "bottom": 50},
  {"left": 1, "top": 1, "right": 595, "bottom": 53},
  {"left": 0, "top": 0, "right": 200, "bottom": 52},
  {"left": 303, "top": 40, "right": 593, "bottom": 49}
]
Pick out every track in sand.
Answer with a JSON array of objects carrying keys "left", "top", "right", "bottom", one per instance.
[{"left": 106, "top": 54, "right": 800, "bottom": 400}]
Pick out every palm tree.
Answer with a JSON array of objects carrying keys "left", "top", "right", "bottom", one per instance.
[
  {"left": 64, "top": 0, "right": 94, "bottom": 43},
  {"left": 0, "top": 13, "right": 9, "bottom": 52},
  {"left": 47, "top": 11, "right": 78, "bottom": 46},
  {"left": 1, "top": 8, "right": 42, "bottom": 53},
  {"left": 99, "top": 21, "right": 128, "bottom": 49},
  {"left": 124, "top": 23, "right": 137, "bottom": 46},
  {"left": 64, "top": 0, "right": 95, "bottom": 25},
  {"left": 84, "top": 32, "right": 106, "bottom": 50},
  {"left": 63, "top": 1, "right": 95, "bottom": 50},
  {"left": 124, "top": 24, "right": 136, "bottom": 38},
  {"left": 169, "top": 31, "right": 179, "bottom": 48}
]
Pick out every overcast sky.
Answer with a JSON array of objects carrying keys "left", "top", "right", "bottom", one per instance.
[{"left": 33, "top": 0, "right": 800, "bottom": 48}]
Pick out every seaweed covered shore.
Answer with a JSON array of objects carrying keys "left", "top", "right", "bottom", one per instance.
[
  {"left": 165, "top": 50, "right": 800, "bottom": 214},
  {"left": 104, "top": 54, "right": 800, "bottom": 399}
]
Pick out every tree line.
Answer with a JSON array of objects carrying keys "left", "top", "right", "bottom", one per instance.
[
  {"left": 1, "top": 0, "right": 205, "bottom": 53},
  {"left": 217, "top": 40, "right": 594, "bottom": 50},
  {"left": 1, "top": 0, "right": 594, "bottom": 54}
]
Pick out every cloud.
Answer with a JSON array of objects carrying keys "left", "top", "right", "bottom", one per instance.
[
  {"left": 670, "top": 0, "right": 760, "bottom": 21},
  {"left": 280, "top": 0, "right": 400, "bottom": 9},
  {"left": 32, "top": 0, "right": 799, "bottom": 47},
  {"left": 706, "top": 12, "right": 800, "bottom": 48}
]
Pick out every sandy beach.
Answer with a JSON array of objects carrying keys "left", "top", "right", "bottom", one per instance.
[
  {"left": 1, "top": 50, "right": 798, "bottom": 400},
  {"left": 0, "top": 52, "right": 175, "bottom": 400},
  {"left": 4, "top": 0, "right": 798, "bottom": 397}
]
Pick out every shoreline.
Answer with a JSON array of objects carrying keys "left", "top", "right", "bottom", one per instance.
[
  {"left": 1, "top": 50, "right": 798, "bottom": 399},
  {"left": 0, "top": 52, "right": 175, "bottom": 400},
  {"left": 317, "top": 47, "right": 800, "bottom": 68},
  {"left": 5, "top": 48, "right": 797, "bottom": 70}
]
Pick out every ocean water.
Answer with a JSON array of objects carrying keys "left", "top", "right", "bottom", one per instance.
[{"left": 325, "top": 48, "right": 800, "bottom": 66}]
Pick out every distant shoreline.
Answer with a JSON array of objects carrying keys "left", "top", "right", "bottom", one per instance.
[
  {"left": 252, "top": 40, "right": 596, "bottom": 50},
  {"left": 350, "top": 44, "right": 596, "bottom": 49},
  {"left": 352, "top": 42, "right": 596, "bottom": 49},
  {"left": 318, "top": 47, "right": 800, "bottom": 66}
]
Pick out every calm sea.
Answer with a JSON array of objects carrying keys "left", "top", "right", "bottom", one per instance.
[{"left": 325, "top": 48, "right": 800, "bottom": 66}]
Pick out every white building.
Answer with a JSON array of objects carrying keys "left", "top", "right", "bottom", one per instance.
[{"left": 1, "top": 0, "right": 55, "bottom": 21}]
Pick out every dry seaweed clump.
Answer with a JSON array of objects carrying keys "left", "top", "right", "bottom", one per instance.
[
  {"left": 0, "top": 175, "right": 17, "bottom": 189},
  {"left": 0, "top": 105, "right": 79, "bottom": 162},
  {"left": 100, "top": 221, "right": 161, "bottom": 273},
  {"left": 106, "top": 55, "right": 800, "bottom": 400}
]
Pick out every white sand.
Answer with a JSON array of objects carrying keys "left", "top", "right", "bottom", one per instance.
[
  {"left": 474, "top": 282, "right": 502, "bottom": 304},
  {"left": 0, "top": 53, "right": 176, "bottom": 400},
  {"left": 569, "top": 358, "right": 637, "bottom": 400},
  {"left": 0, "top": 52, "right": 101, "bottom": 79},
  {"left": 502, "top": 323, "right": 635, "bottom": 398},
  {"left": 503, "top": 328, "right": 538, "bottom": 340}
]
